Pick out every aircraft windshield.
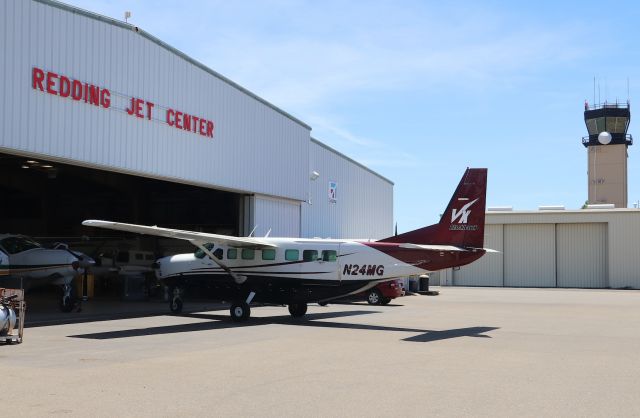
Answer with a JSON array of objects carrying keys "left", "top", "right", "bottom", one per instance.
[
  {"left": 0, "top": 236, "right": 42, "bottom": 254},
  {"left": 194, "top": 243, "right": 215, "bottom": 259}
]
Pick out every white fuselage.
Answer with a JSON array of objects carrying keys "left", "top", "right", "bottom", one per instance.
[
  {"left": 156, "top": 238, "right": 425, "bottom": 296},
  {"left": 0, "top": 236, "right": 81, "bottom": 290}
]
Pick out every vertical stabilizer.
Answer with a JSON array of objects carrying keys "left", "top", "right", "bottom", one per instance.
[{"left": 379, "top": 168, "right": 488, "bottom": 248}]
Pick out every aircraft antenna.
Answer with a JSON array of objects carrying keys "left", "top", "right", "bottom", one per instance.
[
  {"left": 265, "top": 228, "right": 271, "bottom": 238},
  {"left": 248, "top": 225, "right": 258, "bottom": 237}
]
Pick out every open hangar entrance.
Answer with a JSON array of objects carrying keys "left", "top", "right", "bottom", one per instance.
[{"left": 0, "top": 151, "right": 244, "bottom": 301}]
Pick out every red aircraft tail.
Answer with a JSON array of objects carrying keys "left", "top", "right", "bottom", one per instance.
[{"left": 379, "top": 168, "right": 488, "bottom": 248}]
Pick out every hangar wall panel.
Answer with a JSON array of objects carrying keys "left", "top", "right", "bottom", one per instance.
[
  {"left": 453, "top": 224, "right": 504, "bottom": 286},
  {"left": 253, "top": 195, "right": 300, "bottom": 238},
  {"left": 606, "top": 213, "right": 640, "bottom": 288},
  {"left": 0, "top": 0, "right": 309, "bottom": 201},
  {"left": 556, "top": 223, "right": 607, "bottom": 288},
  {"left": 504, "top": 224, "right": 556, "bottom": 287},
  {"left": 301, "top": 139, "right": 393, "bottom": 239}
]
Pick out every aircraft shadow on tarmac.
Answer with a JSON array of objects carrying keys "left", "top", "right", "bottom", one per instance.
[{"left": 67, "top": 310, "right": 499, "bottom": 343}]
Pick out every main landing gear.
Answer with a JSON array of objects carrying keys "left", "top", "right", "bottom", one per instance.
[
  {"left": 230, "top": 301, "right": 251, "bottom": 322},
  {"left": 288, "top": 303, "right": 307, "bottom": 318},
  {"left": 229, "top": 300, "right": 308, "bottom": 321},
  {"left": 230, "top": 291, "right": 256, "bottom": 322}
]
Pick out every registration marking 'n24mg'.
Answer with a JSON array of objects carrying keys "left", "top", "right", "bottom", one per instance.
[{"left": 342, "top": 264, "right": 384, "bottom": 276}]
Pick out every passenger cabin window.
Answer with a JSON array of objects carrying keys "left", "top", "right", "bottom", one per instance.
[
  {"left": 303, "top": 250, "right": 318, "bottom": 262},
  {"left": 285, "top": 249, "right": 299, "bottom": 261},
  {"left": 227, "top": 248, "right": 237, "bottom": 259},
  {"left": 262, "top": 249, "right": 276, "bottom": 260},
  {"left": 322, "top": 250, "right": 337, "bottom": 262},
  {"left": 213, "top": 248, "right": 223, "bottom": 260},
  {"left": 194, "top": 243, "right": 215, "bottom": 259},
  {"left": 241, "top": 249, "right": 255, "bottom": 260},
  {"left": 117, "top": 251, "right": 130, "bottom": 263}
]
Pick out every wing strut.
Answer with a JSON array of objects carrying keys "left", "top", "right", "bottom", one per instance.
[{"left": 191, "top": 241, "right": 247, "bottom": 285}]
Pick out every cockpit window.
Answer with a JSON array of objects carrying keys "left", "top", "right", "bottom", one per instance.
[
  {"left": 194, "top": 243, "right": 215, "bottom": 259},
  {"left": 0, "top": 236, "right": 42, "bottom": 254}
]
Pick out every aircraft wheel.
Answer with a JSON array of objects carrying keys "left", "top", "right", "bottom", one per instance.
[
  {"left": 381, "top": 297, "right": 391, "bottom": 305},
  {"left": 318, "top": 301, "right": 328, "bottom": 307},
  {"left": 288, "top": 303, "right": 307, "bottom": 317},
  {"left": 367, "top": 289, "right": 382, "bottom": 305},
  {"left": 60, "top": 295, "right": 75, "bottom": 312},
  {"left": 230, "top": 301, "right": 250, "bottom": 322},
  {"left": 169, "top": 296, "right": 183, "bottom": 314}
]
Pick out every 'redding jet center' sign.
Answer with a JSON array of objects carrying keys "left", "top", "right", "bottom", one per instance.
[{"left": 31, "top": 66, "right": 215, "bottom": 139}]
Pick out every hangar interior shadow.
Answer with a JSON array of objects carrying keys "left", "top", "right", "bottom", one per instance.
[
  {"left": 0, "top": 152, "right": 241, "bottom": 247},
  {"left": 67, "top": 310, "right": 499, "bottom": 343}
]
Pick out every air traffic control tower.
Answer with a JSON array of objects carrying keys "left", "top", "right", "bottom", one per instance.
[{"left": 583, "top": 101, "right": 633, "bottom": 207}]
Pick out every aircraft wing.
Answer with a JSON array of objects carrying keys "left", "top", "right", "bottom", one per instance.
[{"left": 82, "top": 220, "right": 276, "bottom": 249}]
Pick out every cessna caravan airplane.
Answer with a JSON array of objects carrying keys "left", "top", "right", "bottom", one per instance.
[{"left": 83, "top": 168, "right": 491, "bottom": 322}]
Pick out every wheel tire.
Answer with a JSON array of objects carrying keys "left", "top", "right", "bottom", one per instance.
[
  {"left": 60, "top": 295, "right": 74, "bottom": 313},
  {"left": 170, "top": 296, "right": 183, "bottom": 314},
  {"left": 318, "top": 301, "right": 328, "bottom": 307},
  {"left": 381, "top": 297, "right": 391, "bottom": 305},
  {"left": 288, "top": 303, "right": 307, "bottom": 318},
  {"left": 367, "top": 289, "right": 382, "bottom": 305},
  {"left": 230, "top": 301, "right": 250, "bottom": 322}
]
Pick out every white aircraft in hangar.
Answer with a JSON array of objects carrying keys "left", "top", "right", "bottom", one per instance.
[
  {"left": 83, "top": 168, "right": 491, "bottom": 322},
  {"left": 0, "top": 235, "right": 93, "bottom": 312}
]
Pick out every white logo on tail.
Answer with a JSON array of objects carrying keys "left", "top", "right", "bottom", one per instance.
[{"left": 451, "top": 198, "right": 479, "bottom": 224}]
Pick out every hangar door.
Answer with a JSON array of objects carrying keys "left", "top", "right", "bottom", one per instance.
[
  {"left": 556, "top": 223, "right": 607, "bottom": 288},
  {"left": 252, "top": 196, "right": 301, "bottom": 238},
  {"left": 504, "top": 224, "right": 556, "bottom": 287},
  {"left": 453, "top": 224, "right": 504, "bottom": 286}
]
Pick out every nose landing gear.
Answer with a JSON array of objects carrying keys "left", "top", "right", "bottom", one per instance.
[{"left": 169, "top": 286, "right": 184, "bottom": 314}]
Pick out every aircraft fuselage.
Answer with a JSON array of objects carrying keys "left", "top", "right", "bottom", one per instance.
[{"left": 156, "top": 238, "right": 485, "bottom": 304}]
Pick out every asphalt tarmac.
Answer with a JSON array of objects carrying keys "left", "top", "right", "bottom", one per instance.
[{"left": 3, "top": 287, "right": 640, "bottom": 417}]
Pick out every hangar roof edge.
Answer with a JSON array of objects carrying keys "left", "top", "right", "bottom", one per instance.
[
  {"left": 311, "top": 138, "right": 394, "bottom": 186},
  {"left": 487, "top": 209, "right": 640, "bottom": 215},
  {"left": 34, "top": 0, "right": 312, "bottom": 131}
]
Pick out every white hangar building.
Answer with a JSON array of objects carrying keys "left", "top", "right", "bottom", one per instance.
[
  {"left": 432, "top": 209, "right": 640, "bottom": 290},
  {"left": 0, "top": 0, "right": 393, "bottom": 248}
]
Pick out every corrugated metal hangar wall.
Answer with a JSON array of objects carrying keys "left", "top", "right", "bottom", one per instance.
[
  {"left": 434, "top": 210, "right": 640, "bottom": 290},
  {"left": 302, "top": 139, "right": 394, "bottom": 240},
  {"left": 0, "top": 0, "right": 393, "bottom": 242}
]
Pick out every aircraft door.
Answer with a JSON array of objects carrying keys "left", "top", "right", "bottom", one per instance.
[
  {"left": 315, "top": 245, "right": 340, "bottom": 286},
  {"left": 337, "top": 243, "right": 346, "bottom": 283}
]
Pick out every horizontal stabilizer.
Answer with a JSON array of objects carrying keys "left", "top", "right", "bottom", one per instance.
[{"left": 399, "top": 243, "right": 498, "bottom": 253}]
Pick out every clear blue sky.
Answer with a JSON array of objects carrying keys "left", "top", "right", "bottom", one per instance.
[{"left": 66, "top": 0, "right": 640, "bottom": 232}]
